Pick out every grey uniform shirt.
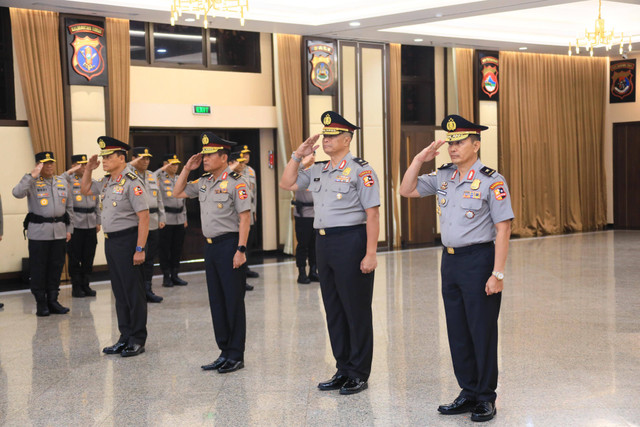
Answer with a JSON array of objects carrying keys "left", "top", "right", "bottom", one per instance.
[
  {"left": 416, "top": 159, "right": 514, "bottom": 248},
  {"left": 65, "top": 173, "right": 100, "bottom": 229},
  {"left": 295, "top": 152, "right": 380, "bottom": 229},
  {"left": 184, "top": 167, "right": 252, "bottom": 239},
  {"left": 90, "top": 165, "right": 149, "bottom": 234},
  {"left": 156, "top": 170, "right": 187, "bottom": 225},
  {"left": 246, "top": 166, "right": 257, "bottom": 225},
  {"left": 136, "top": 169, "right": 165, "bottom": 231},
  {"left": 293, "top": 188, "right": 314, "bottom": 218},
  {"left": 12, "top": 174, "right": 74, "bottom": 240}
]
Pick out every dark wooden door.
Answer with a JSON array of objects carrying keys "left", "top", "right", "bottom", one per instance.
[
  {"left": 400, "top": 127, "right": 437, "bottom": 246},
  {"left": 613, "top": 121, "right": 640, "bottom": 229}
]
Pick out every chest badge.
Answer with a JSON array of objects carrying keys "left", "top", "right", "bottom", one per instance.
[
  {"left": 440, "top": 197, "right": 448, "bottom": 207},
  {"left": 40, "top": 199, "right": 48, "bottom": 206},
  {"left": 217, "top": 203, "right": 223, "bottom": 209},
  {"left": 336, "top": 193, "right": 343, "bottom": 200},
  {"left": 440, "top": 182, "right": 448, "bottom": 190},
  {"left": 220, "top": 181, "right": 228, "bottom": 190},
  {"left": 470, "top": 179, "right": 481, "bottom": 190},
  {"left": 112, "top": 201, "right": 117, "bottom": 207},
  {"left": 436, "top": 205, "right": 442, "bottom": 216},
  {"left": 465, "top": 210, "right": 475, "bottom": 219},
  {"left": 167, "top": 191, "right": 172, "bottom": 197}
]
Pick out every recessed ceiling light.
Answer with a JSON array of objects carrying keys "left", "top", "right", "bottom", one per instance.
[
  {"left": 519, "top": 47, "right": 528, "bottom": 50},
  {"left": 435, "top": 13, "right": 443, "bottom": 18},
  {"left": 185, "top": 18, "right": 195, "bottom": 22},
  {"left": 349, "top": 22, "right": 361, "bottom": 27},
  {"left": 414, "top": 38, "right": 424, "bottom": 42}
]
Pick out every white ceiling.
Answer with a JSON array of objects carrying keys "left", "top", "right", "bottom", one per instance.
[{"left": 1, "top": 0, "right": 638, "bottom": 56}]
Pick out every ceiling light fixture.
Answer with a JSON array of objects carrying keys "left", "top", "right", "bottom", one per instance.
[
  {"left": 568, "top": 0, "right": 632, "bottom": 56},
  {"left": 170, "top": 0, "right": 249, "bottom": 29},
  {"left": 519, "top": 47, "right": 527, "bottom": 50},
  {"left": 349, "top": 22, "right": 361, "bottom": 27},
  {"left": 414, "top": 38, "right": 423, "bottom": 42}
]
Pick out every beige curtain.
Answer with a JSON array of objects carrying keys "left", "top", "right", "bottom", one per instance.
[
  {"left": 499, "top": 51, "right": 607, "bottom": 236},
  {"left": 275, "top": 34, "right": 303, "bottom": 157},
  {"left": 455, "top": 48, "right": 474, "bottom": 121},
  {"left": 106, "top": 18, "right": 131, "bottom": 142},
  {"left": 389, "top": 43, "right": 402, "bottom": 248},
  {"left": 10, "top": 8, "right": 65, "bottom": 166}
]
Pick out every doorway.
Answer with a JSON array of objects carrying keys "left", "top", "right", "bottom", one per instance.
[{"left": 613, "top": 121, "right": 640, "bottom": 229}]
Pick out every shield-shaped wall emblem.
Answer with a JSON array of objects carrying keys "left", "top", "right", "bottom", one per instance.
[
  {"left": 481, "top": 62, "right": 498, "bottom": 98},
  {"left": 611, "top": 69, "right": 634, "bottom": 100},
  {"left": 308, "top": 43, "right": 336, "bottom": 92},
  {"left": 71, "top": 35, "right": 105, "bottom": 81}
]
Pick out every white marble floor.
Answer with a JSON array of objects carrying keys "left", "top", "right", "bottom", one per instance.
[{"left": 0, "top": 230, "right": 638, "bottom": 426}]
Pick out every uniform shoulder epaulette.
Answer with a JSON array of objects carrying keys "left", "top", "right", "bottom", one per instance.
[
  {"left": 315, "top": 160, "right": 329, "bottom": 165},
  {"left": 126, "top": 172, "right": 138, "bottom": 180},
  {"left": 353, "top": 157, "right": 368, "bottom": 166},
  {"left": 229, "top": 171, "right": 241, "bottom": 180},
  {"left": 439, "top": 163, "right": 453, "bottom": 169},
  {"left": 480, "top": 166, "right": 496, "bottom": 177},
  {"left": 201, "top": 172, "right": 211, "bottom": 178}
]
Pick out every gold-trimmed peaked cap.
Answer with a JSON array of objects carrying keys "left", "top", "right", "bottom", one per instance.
[
  {"left": 97, "top": 136, "right": 130, "bottom": 156},
  {"left": 200, "top": 132, "right": 236, "bottom": 154},
  {"left": 229, "top": 150, "right": 247, "bottom": 163},
  {"left": 35, "top": 151, "right": 56, "bottom": 163},
  {"left": 240, "top": 145, "right": 251, "bottom": 154},
  {"left": 71, "top": 154, "right": 88, "bottom": 164},
  {"left": 441, "top": 114, "right": 488, "bottom": 142},
  {"left": 163, "top": 153, "right": 181, "bottom": 164},
  {"left": 321, "top": 111, "right": 360, "bottom": 135},
  {"left": 132, "top": 146, "right": 153, "bottom": 157}
]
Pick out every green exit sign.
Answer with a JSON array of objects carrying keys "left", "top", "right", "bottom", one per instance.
[{"left": 193, "top": 105, "right": 211, "bottom": 115}]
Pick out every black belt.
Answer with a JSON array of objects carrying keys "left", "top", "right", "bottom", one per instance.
[
  {"left": 25, "top": 212, "right": 69, "bottom": 224},
  {"left": 104, "top": 226, "right": 138, "bottom": 239},
  {"left": 149, "top": 208, "right": 159, "bottom": 214},
  {"left": 165, "top": 206, "right": 183, "bottom": 214},
  {"left": 443, "top": 241, "right": 494, "bottom": 255},
  {"left": 73, "top": 207, "right": 95, "bottom": 213},
  {"left": 316, "top": 224, "right": 365, "bottom": 236},
  {"left": 205, "top": 232, "right": 238, "bottom": 244}
]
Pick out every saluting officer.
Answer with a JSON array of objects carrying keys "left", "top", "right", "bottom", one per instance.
[
  {"left": 157, "top": 154, "right": 188, "bottom": 287},
  {"left": 173, "top": 132, "right": 251, "bottom": 374},
  {"left": 131, "top": 147, "right": 165, "bottom": 303},
  {"left": 240, "top": 145, "right": 260, "bottom": 280},
  {"left": 279, "top": 111, "right": 380, "bottom": 395},
  {"left": 65, "top": 154, "right": 100, "bottom": 298},
  {"left": 13, "top": 151, "right": 73, "bottom": 316},
  {"left": 292, "top": 152, "right": 319, "bottom": 284},
  {"left": 81, "top": 136, "right": 149, "bottom": 358},
  {"left": 400, "top": 115, "right": 514, "bottom": 422},
  {"left": 228, "top": 150, "right": 254, "bottom": 291}
]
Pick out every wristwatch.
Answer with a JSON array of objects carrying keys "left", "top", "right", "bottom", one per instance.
[
  {"left": 237, "top": 245, "right": 247, "bottom": 253},
  {"left": 135, "top": 246, "right": 144, "bottom": 252},
  {"left": 492, "top": 271, "right": 504, "bottom": 280},
  {"left": 291, "top": 152, "right": 302, "bottom": 162}
]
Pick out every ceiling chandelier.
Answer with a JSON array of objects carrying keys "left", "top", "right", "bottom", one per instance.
[
  {"left": 568, "top": 0, "right": 632, "bottom": 56},
  {"left": 170, "top": 0, "right": 249, "bottom": 28}
]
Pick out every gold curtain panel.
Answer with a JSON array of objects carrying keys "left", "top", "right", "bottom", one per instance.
[{"left": 107, "top": 18, "right": 131, "bottom": 142}]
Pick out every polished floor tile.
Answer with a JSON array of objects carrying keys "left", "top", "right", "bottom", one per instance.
[{"left": 0, "top": 230, "right": 638, "bottom": 426}]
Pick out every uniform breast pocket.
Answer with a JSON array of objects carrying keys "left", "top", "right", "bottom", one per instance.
[
  {"left": 461, "top": 198, "right": 483, "bottom": 220},
  {"left": 198, "top": 190, "right": 208, "bottom": 202},
  {"left": 331, "top": 182, "right": 351, "bottom": 194},
  {"left": 309, "top": 181, "right": 322, "bottom": 193},
  {"left": 56, "top": 188, "right": 67, "bottom": 198},
  {"left": 212, "top": 192, "right": 229, "bottom": 208}
]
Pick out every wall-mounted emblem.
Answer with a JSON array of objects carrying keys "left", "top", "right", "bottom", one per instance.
[
  {"left": 610, "top": 59, "right": 635, "bottom": 103},
  {"left": 307, "top": 40, "right": 337, "bottom": 95},
  {"left": 478, "top": 52, "right": 499, "bottom": 100},
  {"left": 65, "top": 19, "right": 108, "bottom": 86}
]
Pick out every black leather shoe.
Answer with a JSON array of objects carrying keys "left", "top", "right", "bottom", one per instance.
[
  {"left": 171, "top": 269, "right": 188, "bottom": 286},
  {"left": 201, "top": 357, "right": 227, "bottom": 370},
  {"left": 121, "top": 344, "right": 145, "bottom": 357},
  {"left": 339, "top": 378, "right": 368, "bottom": 395},
  {"left": 72, "top": 287, "right": 86, "bottom": 298},
  {"left": 438, "top": 396, "right": 477, "bottom": 415},
  {"left": 218, "top": 359, "right": 244, "bottom": 373},
  {"left": 48, "top": 301, "right": 70, "bottom": 314},
  {"left": 246, "top": 269, "right": 259, "bottom": 278},
  {"left": 145, "top": 282, "right": 163, "bottom": 303},
  {"left": 308, "top": 266, "right": 320, "bottom": 282},
  {"left": 36, "top": 300, "right": 50, "bottom": 317},
  {"left": 471, "top": 401, "right": 496, "bottom": 422},
  {"left": 245, "top": 284, "right": 254, "bottom": 291},
  {"left": 297, "top": 267, "right": 311, "bottom": 284},
  {"left": 0, "top": 302, "right": 4, "bottom": 309},
  {"left": 82, "top": 283, "right": 97, "bottom": 297},
  {"left": 102, "top": 342, "right": 128, "bottom": 354},
  {"left": 162, "top": 272, "right": 173, "bottom": 287},
  {"left": 318, "top": 374, "right": 349, "bottom": 390}
]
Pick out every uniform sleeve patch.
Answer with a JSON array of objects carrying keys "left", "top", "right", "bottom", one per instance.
[
  {"left": 235, "top": 183, "right": 246, "bottom": 189},
  {"left": 134, "top": 186, "right": 144, "bottom": 196},
  {"left": 494, "top": 187, "right": 507, "bottom": 200},
  {"left": 490, "top": 181, "right": 504, "bottom": 190},
  {"left": 358, "top": 170, "right": 372, "bottom": 177},
  {"left": 238, "top": 188, "right": 248, "bottom": 200},
  {"left": 362, "top": 174, "right": 375, "bottom": 187}
]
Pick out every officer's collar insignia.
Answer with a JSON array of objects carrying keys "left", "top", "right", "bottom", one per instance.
[
  {"left": 446, "top": 118, "right": 457, "bottom": 131},
  {"left": 338, "top": 160, "right": 347, "bottom": 170},
  {"left": 466, "top": 170, "right": 475, "bottom": 181},
  {"left": 202, "top": 134, "right": 209, "bottom": 145},
  {"left": 98, "top": 139, "right": 106, "bottom": 149},
  {"left": 221, "top": 172, "right": 228, "bottom": 180},
  {"left": 323, "top": 162, "right": 330, "bottom": 171},
  {"left": 451, "top": 170, "right": 459, "bottom": 180},
  {"left": 323, "top": 114, "right": 332, "bottom": 126}
]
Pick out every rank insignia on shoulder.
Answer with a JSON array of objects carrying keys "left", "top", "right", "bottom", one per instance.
[
  {"left": 353, "top": 157, "right": 368, "bottom": 166},
  {"left": 439, "top": 163, "right": 453, "bottom": 169},
  {"left": 230, "top": 171, "right": 241, "bottom": 180},
  {"left": 126, "top": 172, "right": 138, "bottom": 180},
  {"left": 480, "top": 166, "right": 496, "bottom": 177},
  {"left": 201, "top": 172, "right": 211, "bottom": 178},
  {"left": 428, "top": 171, "right": 437, "bottom": 176}
]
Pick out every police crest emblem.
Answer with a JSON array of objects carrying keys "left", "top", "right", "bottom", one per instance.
[
  {"left": 610, "top": 59, "right": 636, "bottom": 103},
  {"left": 68, "top": 23, "right": 106, "bottom": 82},
  {"left": 480, "top": 56, "right": 498, "bottom": 98},
  {"left": 308, "top": 41, "right": 336, "bottom": 93}
]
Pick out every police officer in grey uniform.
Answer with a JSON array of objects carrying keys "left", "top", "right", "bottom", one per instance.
[
  {"left": 280, "top": 111, "right": 380, "bottom": 395},
  {"left": 157, "top": 154, "right": 188, "bottom": 287},
  {"left": 13, "top": 151, "right": 73, "bottom": 316},
  {"left": 400, "top": 115, "right": 514, "bottom": 422},
  {"left": 65, "top": 154, "right": 100, "bottom": 298},
  {"left": 81, "top": 136, "right": 149, "bottom": 358},
  {"left": 131, "top": 147, "right": 165, "bottom": 303},
  {"left": 240, "top": 145, "right": 260, "bottom": 280},
  {"left": 173, "top": 132, "right": 251, "bottom": 374},
  {"left": 292, "top": 152, "right": 319, "bottom": 284}
]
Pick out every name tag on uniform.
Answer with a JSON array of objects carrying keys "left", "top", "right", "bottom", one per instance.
[
  {"left": 436, "top": 189, "right": 447, "bottom": 196},
  {"left": 113, "top": 186, "right": 124, "bottom": 194},
  {"left": 200, "top": 185, "right": 207, "bottom": 192},
  {"left": 313, "top": 178, "right": 320, "bottom": 182}
]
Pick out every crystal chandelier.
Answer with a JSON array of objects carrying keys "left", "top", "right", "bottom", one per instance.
[
  {"left": 170, "top": 0, "right": 249, "bottom": 28},
  {"left": 568, "top": 0, "right": 632, "bottom": 56}
]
